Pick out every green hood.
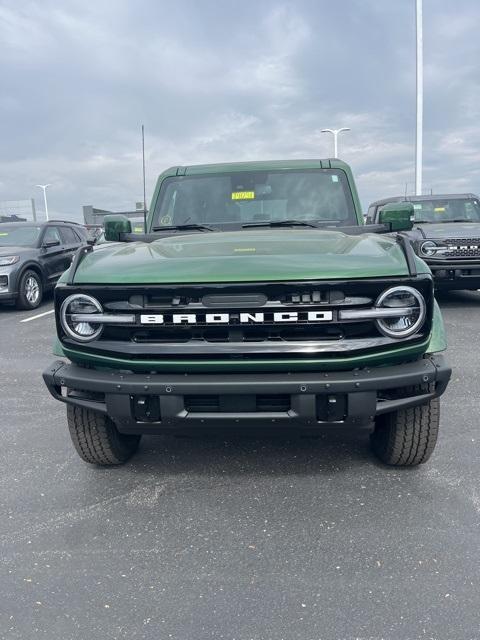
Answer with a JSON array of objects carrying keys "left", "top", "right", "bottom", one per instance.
[{"left": 73, "top": 229, "right": 410, "bottom": 284}]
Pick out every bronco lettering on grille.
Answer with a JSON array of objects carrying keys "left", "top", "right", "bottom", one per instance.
[{"left": 139, "top": 311, "right": 334, "bottom": 325}]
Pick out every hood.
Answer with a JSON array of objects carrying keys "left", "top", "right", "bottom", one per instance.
[
  {"left": 415, "top": 222, "right": 480, "bottom": 240},
  {"left": 73, "top": 229, "right": 410, "bottom": 284},
  {"left": 0, "top": 245, "right": 32, "bottom": 257}
]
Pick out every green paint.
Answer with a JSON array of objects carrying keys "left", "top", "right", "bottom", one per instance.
[
  {"left": 52, "top": 158, "right": 448, "bottom": 375},
  {"left": 73, "top": 228, "right": 410, "bottom": 284},
  {"left": 59, "top": 338, "right": 431, "bottom": 373}
]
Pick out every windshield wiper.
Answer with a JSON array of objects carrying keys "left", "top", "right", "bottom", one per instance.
[
  {"left": 440, "top": 219, "right": 475, "bottom": 223},
  {"left": 152, "top": 223, "right": 215, "bottom": 232},
  {"left": 242, "top": 219, "right": 325, "bottom": 229}
]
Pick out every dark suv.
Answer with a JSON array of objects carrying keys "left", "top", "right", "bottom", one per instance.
[
  {"left": 0, "top": 220, "right": 88, "bottom": 309},
  {"left": 367, "top": 193, "right": 480, "bottom": 291}
]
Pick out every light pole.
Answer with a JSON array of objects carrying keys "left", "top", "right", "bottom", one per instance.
[
  {"left": 36, "top": 184, "right": 51, "bottom": 221},
  {"left": 415, "top": 0, "right": 423, "bottom": 195},
  {"left": 321, "top": 128, "right": 351, "bottom": 158}
]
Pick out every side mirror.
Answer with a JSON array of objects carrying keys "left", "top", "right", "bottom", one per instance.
[
  {"left": 104, "top": 215, "right": 132, "bottom": 242},
  {"left": 378, "top": 202, "right": 414, "bottom": 232},
  {"left": 43, "top": 239, "right": 61, "bottom": 248}
]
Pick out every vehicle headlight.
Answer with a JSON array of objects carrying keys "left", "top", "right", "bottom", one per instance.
[
  {"left": 0, "top": 255, "right": 20, "bottom": 266},
  {"left": 60, "top": 294, "right": 103, "bottom": 342},
  {"left": 375, "top": 286, "right": 426, "bottom": 338},
  {"left": 419, "top": 240, "right": 448, "bottom": 257}
]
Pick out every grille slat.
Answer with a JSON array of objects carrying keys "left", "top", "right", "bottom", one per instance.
[{"left": 442, "top": 237, "right": 480, "bottom": 258}]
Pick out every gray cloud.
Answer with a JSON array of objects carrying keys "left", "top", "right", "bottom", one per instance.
[{"left": 0, "top": 0, "right": 479, "bottom": 220}]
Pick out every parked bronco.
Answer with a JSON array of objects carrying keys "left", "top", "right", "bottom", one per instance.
[
  {"left": 367, "top": 193, "right": 480, "bottom": 291},
  {"left": 43, "top": 159, "right": 451, "bottom": 467}
]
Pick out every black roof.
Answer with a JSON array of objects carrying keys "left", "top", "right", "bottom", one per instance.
[{"left": 369, "top": 193, "right": 479, "bottom": 207}]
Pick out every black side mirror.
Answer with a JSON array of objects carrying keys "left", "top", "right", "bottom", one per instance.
[
  {"left": 104, "top": 215, "right": 132, "bottom": 242},
  {"left": 378, "top": 202, "right": 414, "bottom": 232},
  {"left": 43, "top": 239, "right": 61, "bottom": 248}
]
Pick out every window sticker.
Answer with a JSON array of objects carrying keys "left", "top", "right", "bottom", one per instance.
[
  {"left": 434, "top": 207, "right": 446, "bottom": 212},
  {"left": 232, "top": 191, "right": 255, "bottom": 200},
  {"left": 331, "top": 175, "right": 339, "bottom": 182}
]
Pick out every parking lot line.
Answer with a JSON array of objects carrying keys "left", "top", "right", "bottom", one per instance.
[{"left": 20, "top": 309, "right": 55, "bottom": 323}]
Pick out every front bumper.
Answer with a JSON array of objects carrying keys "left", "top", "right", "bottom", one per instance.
[
  {"left": 43, "top": 355, "right": 451, "bottom": 434},
  {"left": 428, "top": 261, "right": 480, "bottom": 289},
  {"left": 0, "top": 267, "right": 19, "bottom": 301}
]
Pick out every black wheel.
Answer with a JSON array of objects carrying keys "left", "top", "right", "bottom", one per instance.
[
  {"left": 67, "top": 405, "right": 141, "bottom": 465},
  {"left": 16, "top": 269, "right": 43, "bottom": 309},
  {"left": 371, "top": 388, "right": 440, "bottom": 466}
]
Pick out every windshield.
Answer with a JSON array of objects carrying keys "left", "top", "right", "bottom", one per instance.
[
  {"left": 0, "top": 224, "right": 41, "bottom": 247},
  {"left": 152, "top": 169, "right": 357, "bottom": 229},
  {"left": 412, "top": 198, "right": 480, "bottom": 223}
]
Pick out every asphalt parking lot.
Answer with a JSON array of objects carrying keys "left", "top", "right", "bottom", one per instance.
[{"left": 1, "top": 292, "right": 479, "bottom": 640}]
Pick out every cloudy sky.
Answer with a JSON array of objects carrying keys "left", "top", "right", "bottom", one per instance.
[{"left": 1, "top": 0, "right": 479, "bottom": 221}]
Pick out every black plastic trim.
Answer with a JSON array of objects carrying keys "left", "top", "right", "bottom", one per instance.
[
  {"left": 67, "top": 244, "right": 93, "bottom": 285},
  {"left": 396, "top": 234, "right": 417, "bottom": 276},
  {"left": 43, "top": 355, "right": 451, "bottom": 432}
]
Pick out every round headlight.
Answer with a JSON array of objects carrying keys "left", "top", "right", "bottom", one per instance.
[
  {"left": 375, "top": 286, "right": 426, "bottom": 338},
  {"left": 420, "top": 240, "right": 438, "bottom": 257},
  {"left": 60, "top": 294, "right": 103, "bottom": 342}
]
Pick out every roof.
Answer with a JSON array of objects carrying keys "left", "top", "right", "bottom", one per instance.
[
  {"left": 0, "top": 219, "right": 81, "bottom": 227},
  {"left": 369, "top": 193, "right": 479, "bottom": 207},
  {"left": 164, "top": 158, "right": 349, "bottom": 176}
]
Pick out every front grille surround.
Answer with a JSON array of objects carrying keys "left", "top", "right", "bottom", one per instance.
[
  {"left": 55, "top": 277, "right": 433, "bottom": 362},
  {"left": 435, "top": 237, "right": 480, "bottom": 259}
]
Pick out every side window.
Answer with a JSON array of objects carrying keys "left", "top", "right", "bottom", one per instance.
[
  {"left": 43, "top": 226, "right": 62, "bottom": 245},
  {"left": 72, "top": 228, "right": 85, "bottom": 242},
  {"left": 61, "top": 226, "right": 80, "bottom": 245}
]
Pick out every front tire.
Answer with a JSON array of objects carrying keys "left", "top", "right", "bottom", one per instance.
[
  {"left": 16, "top": 269, "right": 43, "bottom": 309},
  {"left": 67, "top": 406, "right": 141, "bottom": 465},
  {"left": 371, "top": 393, "right": 440, "bottom": 466}
]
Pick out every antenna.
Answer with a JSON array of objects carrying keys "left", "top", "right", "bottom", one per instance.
[
  {"left": 142, "top": 124, "right": 147, "bottom": 233},
  {"left": 404, "top": 183, "right": 408, "bottom": 200}
]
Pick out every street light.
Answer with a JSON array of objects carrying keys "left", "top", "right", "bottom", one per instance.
[
  {"left": 35, "top": 184, "right": 51, "bottom": 221},
  {"left": 321, "top": 128, "right": 351, "bottom": 158},
  {"left": 415, "top": 0, "right": 423, "bottom": 195}
]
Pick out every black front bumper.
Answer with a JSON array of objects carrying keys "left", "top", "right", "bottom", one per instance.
[
  {"left": 429, "top": 262, "right": 480, "bottom": 289},
  {"left": 43, "top": 356, "right": 451, "bottom": 434}
]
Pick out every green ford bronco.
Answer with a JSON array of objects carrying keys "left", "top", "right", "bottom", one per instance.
[{"left": 43, "top": 159, "right": 451, "bottom": 467}]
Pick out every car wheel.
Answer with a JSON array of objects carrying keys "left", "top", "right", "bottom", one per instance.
[
  {"left": 67, "top": 405, "right": 141, "bottom": 465},
  {"left": 16, "top": 269, "right": 43, "bottom": 310},
  {"left": 371, "top": 386, "right": 440, "bottom": 466}
]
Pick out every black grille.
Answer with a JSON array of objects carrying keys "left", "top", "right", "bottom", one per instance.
[
  {"left": 443, "top": 238, "right": 480, "bottom": 258},
  {"left": 184, "top": 394, "right": 291, "bottom": 413},
  {"left": 56, "top": 277, "right": 433, "bottom": 362}
]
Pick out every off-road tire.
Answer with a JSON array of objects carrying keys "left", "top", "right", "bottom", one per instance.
[
  {"left": 67, "top": 405, "right": 141, "bottom": 465},
  {"left": 371, "top": 389, "right": 440, "bottom": 466},
  {"left": 16, "top": 269, "right": 43, "bottom": 309}
]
